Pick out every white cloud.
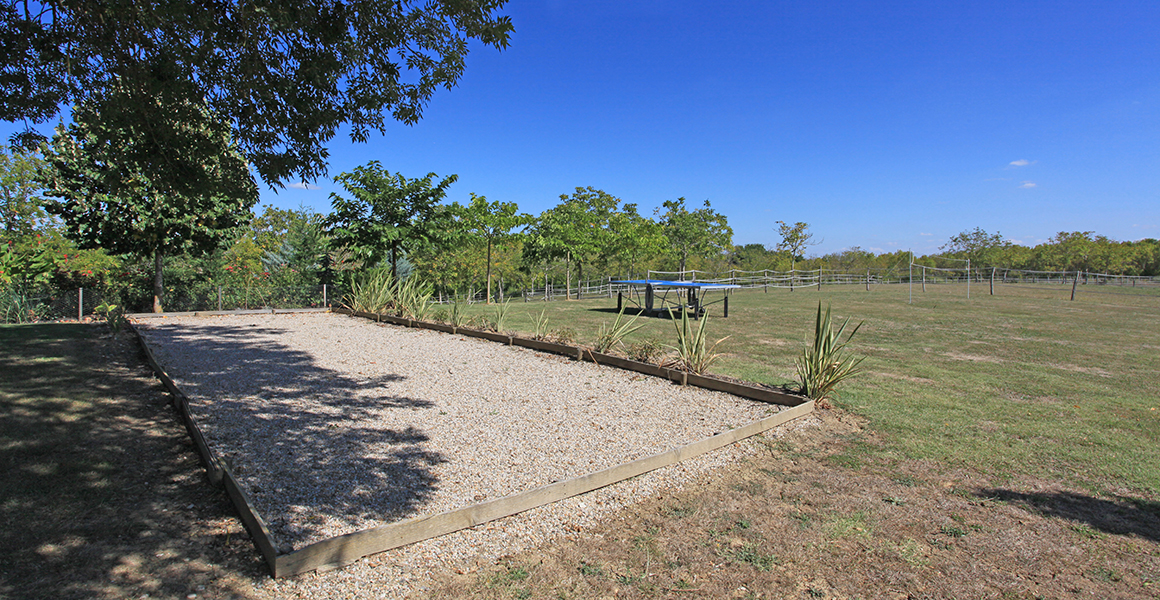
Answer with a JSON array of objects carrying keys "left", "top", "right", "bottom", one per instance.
[
  {"left": 1018, "top": 181, "right": 1037, "bottom": 188},
  {"left": 919, "top": 232, "right": 932, "bottom": 236},
  {"left": 288, "top": 181, "right": 321, "bottom": 190},
  {"left": 1009, "top": 159, "right": 1035, "bottom": 167}
]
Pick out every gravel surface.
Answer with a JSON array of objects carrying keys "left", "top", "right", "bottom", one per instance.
[{"left": 137, "top": 311, "right": 791, "bottom": 596}]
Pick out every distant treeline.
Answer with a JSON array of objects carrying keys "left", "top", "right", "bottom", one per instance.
[{"left": 4, "top": 147, "right": 1157, "bottom": 313}]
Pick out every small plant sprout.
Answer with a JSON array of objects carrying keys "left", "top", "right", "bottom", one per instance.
[
  {"left": 94, "top": 300, "right": 127, "bottom": 333},
  {"left": 491, "top": 300, "right": 512, "bottom": 333},
  {"left": 593, "top": 307, "right": 644, "bottom": 354},
  {"left": 449, "top": 295, "right": 468, "bottom": 328},
  {"left": 665, "top": 308, "right": 729, "bottom": 375},
  {"left": 795, "top": 301, "right": 865, "bottom": 406},
  {"left": 532, "top": 308, "right": 550, "bottom": 340}
]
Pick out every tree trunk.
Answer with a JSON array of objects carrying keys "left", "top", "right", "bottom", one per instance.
[
  {"left": 486, "top": 238, "right": 493, "bottom": 304},
  {"left": 152, "top": 247, "right": 164, "bottom": 313},
  {"left": 576, "top": 261, "right": 584, "bottom": 300}
]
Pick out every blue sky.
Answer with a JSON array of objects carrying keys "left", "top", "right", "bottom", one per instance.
[{"left": 11, "top": 1, "right": 1160, "bottom": 256}]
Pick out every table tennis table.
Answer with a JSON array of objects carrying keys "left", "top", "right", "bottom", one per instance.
[{"left": 610, "top": 279, "right": 740, "bottom": 318}]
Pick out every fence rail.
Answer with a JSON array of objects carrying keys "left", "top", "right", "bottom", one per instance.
[{"left": 5, "top": 267, "right": 1157, "bottom": 323}]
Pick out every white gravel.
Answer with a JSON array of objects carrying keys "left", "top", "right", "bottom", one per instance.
[{"left": 136, "top": 311, "right": 798, "bottom": 596}]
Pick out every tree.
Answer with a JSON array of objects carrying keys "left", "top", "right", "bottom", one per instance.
[
  {"left": 452, "top": 193, "right": 531, "bottom": 303},
  {"left": 0, "top": 148, "right": 50, "bottom": 237},
  {"left": 325, "top": 162, "right": 457, "bottom": 279},
  {"left": 1, "top": 1, "right": 513, "bottom": 184},
  {"left": 605, "top": 203, "right": 667, "bottom": 277},
  {"left": 775, "top": 221, "right": 818, "bottom": 272},
  {"left": 656, "top": 198, "right": 732, "bottom": 277},
  {"left": 41, "top": 89, "right": 258, "bottom": 312},
  {"left": 940, "top": 227, "right": 1007, "bottom": 268},
  {"left": 524, "top": 187, "right": 620, "bottom": 299}
]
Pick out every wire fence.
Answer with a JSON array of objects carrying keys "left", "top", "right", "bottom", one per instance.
[
  {"left": 5, "top": 266, "right": 1156, "bottom": 323},
  {"left": 1, "top": 284, "right": 340, "bottom": 323}
]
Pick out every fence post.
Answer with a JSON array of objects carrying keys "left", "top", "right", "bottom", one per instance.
[
  {"left": 922, "top": 266, "right": 926, "bottom": 292},
  {"left": 78, "top": 288, "right": 83, "bottom": 321},
  {"left": 990, "top": 267, "right": 996, "bottom": 295},
  {"left": 866, "top": 269, "right": 870, "bottom": 292}
]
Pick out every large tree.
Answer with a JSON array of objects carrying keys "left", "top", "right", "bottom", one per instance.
[
  {"left": 325, "top": 161, "right": 457, "bottom": 279},
  {"left": 0, "top": 148, "right": 50, "bottom": 237},
  {"left": 941, "top": 227, "right": 1008, "bottom": 271},
  {"left": 452, "top": 193, "right": 531, "bottom": 303},
  {"left": 656, "top": 197, "right": 732, "bottom": 276},
  {"left": 0, "top": 0, "right": 513, "bottom": 184},
  {"left": 41, "top": 88, "right": 258, "bottom": 312}
]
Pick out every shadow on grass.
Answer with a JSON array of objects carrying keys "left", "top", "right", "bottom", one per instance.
[
  {"left": 0, "top": 323, "right": 262, "bottom": 599},
  {"left": 976, "top": 488, "right": 1160, "bottom": 543},
  {"left": 138, "top": 322, "right": 445, "bottom": 547}
]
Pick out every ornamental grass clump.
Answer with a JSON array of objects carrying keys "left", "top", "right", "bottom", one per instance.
[
  {"left": 344, "top": 268, "right": 395, "bottom": 313},
  {"left": 395, "top": 275, "right": 434, "bottom": 320},
  {"left": 666, "top": 309, "right": 728, "bottom": 375},
  {"left": 594, "top": 307, "right": 644, "bottom": 354},
  {"left": 532, "top": 308, "right": 550, "bottom": 340},
  {"left": 490, "top": 300, "right": 512, "bottom": 332},
  {"left": 796, "top": 301, "right": 865, "bottom": 405}
]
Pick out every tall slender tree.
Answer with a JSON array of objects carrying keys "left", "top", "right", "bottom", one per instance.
[{"left": 452, "top": 193, "right": 531, "bottom": 303}]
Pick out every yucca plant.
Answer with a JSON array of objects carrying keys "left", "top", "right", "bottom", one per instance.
[
  {"left": 490, "top": 300, "right": 512, "bottom": 333},
  {"left": 449, "top": 295, "right": 468, "bottom": 328},
  {"left": 532, "top": 308, "right": 550, "bottom": 340},
  {"left": 593, "top": 308, "right": 644, "bottom": 354},
  {"left": 666, "top": 309, "right": 728, "bottom": 374},
  {"left": 795, "top": 301, "right": 865, "bottom": 406}
]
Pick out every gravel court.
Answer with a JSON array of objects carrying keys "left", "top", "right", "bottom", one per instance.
[{"left": 137, "top": 311, "right": 786, "bottom": 592}]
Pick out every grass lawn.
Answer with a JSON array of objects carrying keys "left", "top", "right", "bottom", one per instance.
[
  {"left": 2, "top": 281, "right": 1157, "bottom": 599},
  {"left": 0, "top": 324, "right": 263, "bottom": 599},
  {"left": 459, "top": 282, "right": 1160, "bottom": 499}
]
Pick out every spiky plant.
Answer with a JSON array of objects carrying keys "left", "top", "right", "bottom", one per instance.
[
  {"left": 490, "top": 300, "right": 512, "bottom": 332},
  {"left": 532, "top": 308, "right": 550, "bottom": 340},
  {"left": 344, "top": 268, "right": 395, "bottom": 313},
  {"left": 594, "top": 308, "right": 644, "bottom": 354},
  {"left": 795, "top": 301, "right": 865, "bottom": 405},
  {"left": 449, "top": 295, "right": 468, "bottom": 328},
  {"left": 666, "top": 309, "right": 728, "bottom": 375}
]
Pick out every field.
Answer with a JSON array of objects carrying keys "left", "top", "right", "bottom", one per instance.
[
  {"left": 460, "top": 282, "right": 1160, "bottom": 498},
  {"left": 1, "top": 282, "right": 1157, "bottom": 598}
]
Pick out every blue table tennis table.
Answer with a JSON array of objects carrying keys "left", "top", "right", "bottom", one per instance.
[{"left": 610, "top": 279, "right": 740, "bottom": 318}]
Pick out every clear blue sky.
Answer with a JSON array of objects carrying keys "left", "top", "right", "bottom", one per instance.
[{"left": 13, "top": 1, "right": 1160, "bottom": 256}]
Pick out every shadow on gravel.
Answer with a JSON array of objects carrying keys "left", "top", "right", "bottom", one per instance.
[
  {"left": 0, "top": 323, "right": 263, "bottom": 600},
  {"left": 977, "top": 488, "right": 1160, "bottom": 543},
  {"left": 139, "top": 321, "right": 446, "bottom": 547}
]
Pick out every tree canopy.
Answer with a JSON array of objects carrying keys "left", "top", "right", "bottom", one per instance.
[
  {"left": 0, "top": 0, "right": 513, "bottom": 184},
  {"left": 656, "top": 198, "right": 732, "bottom": 276},
  {"left": 452, "top": 193, "right": 531, "bottom": 302},
  {"left": 325, "top": 161, "right": 457, "bottom": 279},
  {"left": 775, "top": 221, "right": 817, "bottom": 271},
  {"left": 41, "top": 88, "right": 258, "bottom": 311}
]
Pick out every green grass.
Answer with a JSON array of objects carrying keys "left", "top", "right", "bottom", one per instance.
[{"left": 456, "top": 283, "right": 1160, "bottom": 497}]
